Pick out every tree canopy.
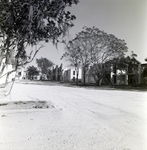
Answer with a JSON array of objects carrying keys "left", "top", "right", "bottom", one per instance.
[
  {"left": 27, "top": 65, "right": 39, "bottom": 80},
  {"left": 36, "top": 57, "right": 54, "bottom": 76},
  {"left": 0, "top": 0, "right": 79, "bottom": 78},
  {"left": 62, "top": 26, "right": 128, "bottom": 85}
]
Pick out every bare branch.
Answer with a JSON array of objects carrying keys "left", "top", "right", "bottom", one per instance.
[{"left": 23, "top": 43, "right": 45, "bottom": 66}]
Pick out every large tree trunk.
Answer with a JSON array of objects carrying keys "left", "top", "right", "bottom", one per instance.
[
  {"left": 5, "top": 72, "right": 10, "bottom": 84},
  {"left": 0, "top": 65, "right": 6, "bottom": 77}
]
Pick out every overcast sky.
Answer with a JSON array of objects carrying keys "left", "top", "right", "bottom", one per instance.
[{"left": 30, "top": 0, "right": 147, "bottom": 67}]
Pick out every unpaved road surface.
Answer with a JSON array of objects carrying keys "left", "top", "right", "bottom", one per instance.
[{"left": 0, "top": 82, "right": 147, "bottom": 150}]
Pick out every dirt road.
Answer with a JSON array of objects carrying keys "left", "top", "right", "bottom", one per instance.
[{"left": 0, "top": 82, "right": 147, "bottom": 150}]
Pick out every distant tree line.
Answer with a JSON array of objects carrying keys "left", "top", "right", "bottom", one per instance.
[{"left": 27, "top": 57, "right": 54, "bottom": 80}]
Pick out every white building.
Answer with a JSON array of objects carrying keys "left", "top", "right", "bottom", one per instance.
[
  {"left": 15, "top": 66, "right": 26, "bottom": 80},
  {"left": 62, "top": 68, "right": 82, "bottom": 82}
]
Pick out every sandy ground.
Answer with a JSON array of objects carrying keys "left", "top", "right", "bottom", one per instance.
[{"left": 0, "top": 81, "right": 147, "bottom": 150}]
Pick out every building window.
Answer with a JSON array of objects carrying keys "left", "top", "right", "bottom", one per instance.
[{"left": 73, "top": 71, "right": 75, "bottom": 75}]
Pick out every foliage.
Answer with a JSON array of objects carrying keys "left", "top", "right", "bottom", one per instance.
[
  {"left": 141, "top": 57, "right": 147, "bottom": 84},
  {"left": 0, "top": 0, "right": 79, "bottom": 81},
  {"left": 142, "top": 67, "right": 147, "bottom": 78},
  {"left": 27, "top": 65, "right": 39, "bottom": 80},
  {"left": 61, "top": 39, "right": 87, "bottom": 84},
  {"left": 36, "top": 57, "right": 54, "bottom": 78},
  {"left": 62, "top": 26, "right": 128, "bottom": 85}
]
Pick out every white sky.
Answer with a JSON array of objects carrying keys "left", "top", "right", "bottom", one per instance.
[{"left": 29, "top": 0, "right": 147, "bottom": 67}]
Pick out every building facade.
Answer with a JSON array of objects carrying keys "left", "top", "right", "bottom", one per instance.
[
  {"left": 62, "top": 68, "right": 82, "bottom": 82},
  {"left": 84, "top": 58, "right": 142, "bottom": 86}
]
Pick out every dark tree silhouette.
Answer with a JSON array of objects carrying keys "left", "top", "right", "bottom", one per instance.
[
  {"left": 27, "top": 65, "right": 39, "bottom": 80},
  {"left": 36, "top": 57, "right": 54, "bottom": 79}
]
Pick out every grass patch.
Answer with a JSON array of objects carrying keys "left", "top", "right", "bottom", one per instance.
[{"left": 0, "top": 103, "right": 8, "bottom": 106}]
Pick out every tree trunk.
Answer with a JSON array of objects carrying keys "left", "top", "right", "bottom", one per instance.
[
  {"left": 76, "top": 72, "right": 79, "bottom": 85},
  {"left": 0, "top": 65, "right": 6, "bottom": 77},
  {"left": 96, "top": 80, "right": 99, "bottom": 86},
  {"left": 95, "top": 76, "right": 103, "bottom": 86},
  {"left": 96, "top": 78, "right": 101, "bottom": 86},
  {"left": 106, "top": 74, "right": 113, "bottom": 85},
  {"left": 83, "top": 69, "right": 86, "bottom": 85},
  {"left": 5, "top": 72, "right": 10, "bottom": 84}
]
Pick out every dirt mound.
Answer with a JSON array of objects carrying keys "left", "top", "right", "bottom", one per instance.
[{"left": 0, "top": 101, "right": 55, "bottom": 110}]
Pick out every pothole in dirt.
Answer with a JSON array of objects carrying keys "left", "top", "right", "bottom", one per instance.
[{"left": 0, "top": 101, "right": 55, "bottom": 110}]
